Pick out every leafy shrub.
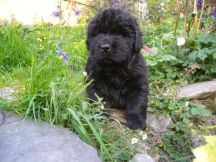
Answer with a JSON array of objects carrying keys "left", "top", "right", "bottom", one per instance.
[
  {"left": 177, "top": 33, "right": 216, "bottom": 82},
  {"left": 159, "top": 99, "right": 211, "bottom": 161}
]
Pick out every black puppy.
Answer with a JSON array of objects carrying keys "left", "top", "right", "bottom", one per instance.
[{"left": 85, "top": 8, "right": 148, "bottom": 130}]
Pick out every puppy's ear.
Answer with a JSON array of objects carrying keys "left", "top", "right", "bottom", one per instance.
[
  {"left": 86, "top": 36, "right": 94, "bottom": 51},
  {"left": 86, "top": 39, "right": 90, "bottom": 50},
  {"left": 133, "top": 26, "right": 143, "bottom": 54},
  {"left": 86, "top": 20, "right": 97, "bottom": 50}
]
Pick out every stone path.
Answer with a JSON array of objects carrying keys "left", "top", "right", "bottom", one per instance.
[{"left": 0, "top": 111, "right": 101, "bottom": 162}]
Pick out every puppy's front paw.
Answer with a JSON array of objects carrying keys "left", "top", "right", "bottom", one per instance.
[{"left": 126, "top": 114, "right": 146, "bottom": 130}]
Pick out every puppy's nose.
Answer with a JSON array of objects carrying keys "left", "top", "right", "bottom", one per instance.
[{"left": 100, "top": 43, "right": 111, "bottom": 52}]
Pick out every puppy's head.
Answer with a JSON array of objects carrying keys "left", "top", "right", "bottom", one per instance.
[{"left": 87, "top": 8, "right": 143, "bottom": 64}]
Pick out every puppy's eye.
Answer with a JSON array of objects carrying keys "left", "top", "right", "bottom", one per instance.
[
  {"left": 114, "top": 33, "right": 126, "bottom": 38},
  {"left": 121, "top": 34, "right": 127, "bottom": 38},
  {"left": 121, "top": 33, "right": 131, "bottom": 38}
]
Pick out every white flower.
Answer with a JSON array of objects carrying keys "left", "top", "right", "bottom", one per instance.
[
  {"left": 161, "top": 3, "right": 164, "bottom": 6},
  {"left": 83, "top": 71, "right": 88, "bottom": 76},
  {"left": 177, "top": 36, "right": 186, "bottom": 46},
  {"left": 180, "top": 12, "right": 184, "bottom": 18},
  {"left": 139, "top": 131, "right": 148, "bottom": 140},
  {"left": 101, "top": 105, "right": 104, "bottom": 110},
  {"left": 139, "top": 131, "right": 144, "bottom": 135},
  {"left": 142, "top": 133, "right": 148, "bottom": 140},
  {"left": 131, "top": 138, "right": 139, "bottom": 144},
  {"left": 192, "top": 10, "right": 197, "bottom": 15},
  {"left": 185, "top": 101, "right": 190, "bottom": 107}
]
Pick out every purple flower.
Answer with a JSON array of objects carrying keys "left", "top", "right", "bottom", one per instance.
[
  {"left": 204, "top": 5, "right": 209, "bottom": 10},
  {"left": 57, "top": 47, "right": 68, "bottom": 63},
  {"left": 211, "top": 7, "right": 216, "bottom": 17},
  {"left": 74, "top": 8, "right": 83, "bottom": 16},
  {"left": 109, "top": 0, "right": 118, "bottom": 8},
  {"left": 197, "top": 0, "right": 203, "bottom": 9},
  {"left": 51, "top": 11, "right": 62, "bottom": 19}
]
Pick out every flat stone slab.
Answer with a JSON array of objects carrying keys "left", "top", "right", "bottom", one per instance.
[
  {"left": 109, "top": 110, "right": 171, "bottom": 132},
  {"left": 129, "top": 153, "right": 155, "bottom": 162},
  {"left": 0, "top": 112, "right": 101, "bottom": 162},
  {"left": 176, "top": 80, "right": 216, "bottom": 99},
  {"left": 146, "top": 113, "right": 171, "bottom": 133},
  {"left": 176, "top": 80, "right": 216, "bottom": 113}
]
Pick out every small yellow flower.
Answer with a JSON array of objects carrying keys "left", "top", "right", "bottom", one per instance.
[
  {"left": 37, "top": 38, "right": 42, "bottom": 42},
  {"left": 131, "top": 138, "right": 139, "bottom": 144}
]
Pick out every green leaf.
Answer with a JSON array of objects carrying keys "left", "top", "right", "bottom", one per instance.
[
  {"left": 146, "top": 60, "right": 158, "bottom": 66},
  {"left": 190, "top": 107, "right": 200, "bottom": 115},
  {"left": 161, "top": 54, "right": 178, "bottom": 62},
  {"left": 197, "top": 49, "right": 208, "bottom": 60},
  {"left": 207, "top": 34, "right": 216, "bottom": 44},
  {"left": 213, "top": 51, "right": 216, "bottom": 59},
  {"left": 189, "top": 51, "right": 198, "bottom": 62},
  {"left": 198, "top": 34, "right": 207, "bottom": 43},
  {"left": 190, "top": 106, "right": 211, "bottom": 117}
]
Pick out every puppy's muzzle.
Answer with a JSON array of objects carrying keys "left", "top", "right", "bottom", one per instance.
[{"left": 100, "top": 43, "right": 111, "bottom": 53}]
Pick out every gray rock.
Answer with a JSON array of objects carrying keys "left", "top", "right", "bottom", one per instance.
[
  {"left": 153, "top": 155, "right": 170, "bottom": 162},
  {"left": 0, "top": 112, "right": 101, "bottom": 162},
  {"left": 146, "top": 113, "right": 171, "bottom": 133},
  {"left": 176, "top": 80, "right": 216, "bottom": 99},
  {"left": 176, "top": 80, "right": 216, "bottom": 113},
  {"left": 0, "top": 87, "right": 16, "bottom": 101},
  {"left": 191, "top": 134, "right": 205, "bottom": 147},
  {"left": 100, "top": 110, "right": 172, "bottom": 132},
  {"left": 129, "top": 153, "right": 155, "bottom": 162},
  {"left": 0, "top": 110, "right": 6, "bottom": 126}
]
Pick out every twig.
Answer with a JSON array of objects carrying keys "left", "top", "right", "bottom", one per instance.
[
  {"left": 193, "top": 0, "right": 199, "bottom": 33},
  {"left": 197, "top": 0, "right": 205, "bottom": 32},
  {"left": 183, "top": 0, "right": 189, "bottom": 36},
  {"left": 69, "top": 0, "right": 97, "bottom": 8},
  {"left": 174, "top": 0, "right": 181, "bottom": 36}
]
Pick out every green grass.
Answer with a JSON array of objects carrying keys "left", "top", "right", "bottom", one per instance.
[{"left": 0, "top": 23, "right": 213, "bottom": 162}]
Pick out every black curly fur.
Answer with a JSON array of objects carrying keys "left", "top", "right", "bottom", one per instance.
[{"left": 85, "top": 8, "right": 148, "bottom": 130}]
